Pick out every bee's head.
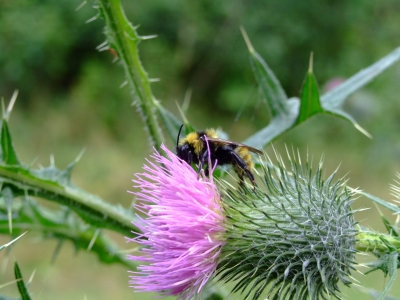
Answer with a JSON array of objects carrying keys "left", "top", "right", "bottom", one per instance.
[{"left": 176, "top": 126, "right": 201, "bottom": 164}]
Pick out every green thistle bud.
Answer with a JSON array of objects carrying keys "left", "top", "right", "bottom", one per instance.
[{"left": 216, "top": 152, "right": 358, "bottom": 300}]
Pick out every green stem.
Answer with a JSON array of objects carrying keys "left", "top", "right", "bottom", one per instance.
[
  {"left": 97, "top": 0, "right": 164, "bottom": 151},
  {"left": 356, "top": 229, "right": 400, "bottom": 253}
]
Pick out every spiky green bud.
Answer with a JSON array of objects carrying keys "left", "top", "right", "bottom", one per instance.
[{"left": 217, "top": 152, "right": 358, "bottom": 300}]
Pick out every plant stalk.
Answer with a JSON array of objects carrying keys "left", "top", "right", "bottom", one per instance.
[{"left": 97, "top": 0, "right": 164, "bottom": 151}]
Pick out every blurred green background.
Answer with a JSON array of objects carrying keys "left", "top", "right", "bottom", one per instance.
[{"left": 1, "top": 0, "right": 400, "bottom": 299}]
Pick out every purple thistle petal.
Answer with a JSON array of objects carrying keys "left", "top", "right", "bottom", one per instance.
[{"left": 127, "top": 144, "right": 225, "bottom": 299}]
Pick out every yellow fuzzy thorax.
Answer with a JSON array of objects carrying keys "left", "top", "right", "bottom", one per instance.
[
  {"left": 180, "top": 132, "right": 202, "bottom": 155},
  {"left": 204, "top": 129, "right": 218, "bottom": 138},
  {"left": 179, "top": 129, "right": 219, "bottom": 156}
]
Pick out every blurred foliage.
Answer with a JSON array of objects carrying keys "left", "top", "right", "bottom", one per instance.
[
  {"left": 0, "top": 0, "right": 398, "bottom": 175},
  {"left": 1, "top": 0, "right": 400, "bottom": 299},
  {"left": 1, "top": 1, "right": 399, "bottom": 123}
]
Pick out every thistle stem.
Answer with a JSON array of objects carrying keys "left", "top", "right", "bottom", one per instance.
[
  {"left": 97, "top": 0, "right": 164, "bottom": 151},
  {"left": 356, "top": 229, "right": 400, "bottom": 253}
]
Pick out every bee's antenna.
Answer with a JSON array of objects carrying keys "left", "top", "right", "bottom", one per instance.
[{"left": 177, "top": 124, "right": 184, "bottom": 148}]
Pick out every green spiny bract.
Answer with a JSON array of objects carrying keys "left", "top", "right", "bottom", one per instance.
[{"left": 216, "top": 152, "right": 358, "bottom": 300}]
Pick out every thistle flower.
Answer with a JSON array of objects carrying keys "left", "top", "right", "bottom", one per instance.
[
  {"left": 128, "top": 143, "right": 360, "bottom": 299},
  {"left": 127, "top": 144, "right": 225, "bottom": 299},
  {"left": 216, "top": 151, "right": 358, "bottom": 300}
]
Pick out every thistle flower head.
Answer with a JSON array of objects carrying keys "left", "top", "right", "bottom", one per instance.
[
  {"left": 217, "top": 150, "right": 358, "bottom": 300},
  {"left": 127, "top": 144, "right": 225, "bottom": 299}
]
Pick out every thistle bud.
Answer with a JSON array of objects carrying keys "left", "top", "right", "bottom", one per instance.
[{"left": 216, "top": 152, "right": 358, "bottom": 299}]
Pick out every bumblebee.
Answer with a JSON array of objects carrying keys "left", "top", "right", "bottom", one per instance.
[{"left": 176, "top": 125, "right": 262, "bottom": 185}]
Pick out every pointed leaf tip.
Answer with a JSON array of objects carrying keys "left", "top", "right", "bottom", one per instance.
[
  {"left": 2, "top": 90, "right": 18, "bottom": 120},
  {"left": 240, "top": 27, "right": 254, "bottom": 53},
  {"left": 309, "top": 52, "right": 314, "bottom": 72},
  {"left": 354, "top": 123, "right": 372, "bottom": 139},
  {"left": 175, "top": 100, "right": 189, "bottom": 125},
  {"left": 297, "top": 64, "right": 322, "bottom": 123},
  {"left": 1, "top": 119, "right": 20, "bottom": 165}
]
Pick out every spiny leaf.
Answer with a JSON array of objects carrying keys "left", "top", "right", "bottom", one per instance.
[
  {"left": 323, "top": 108, "right": 372, "bottom": 138},
  {"left": 365, "top": 257, "right": 391, "bottom": 276},
  {"left": 183, "top": 123, "right": 196, "bottom": 136},
  {"left": 354, "top": 190, "right": 400, "bottom": 213},
  {"left": 156, "top": 103, "right": 182, "bottom": 144},
  {"left": 245, "top": 46, "right": 400, "bottom": 148},
  {"left": 0, "top": 106, "right": 135, "bottom": 235},
  {"left": 381, "top": 215, "right": 399, "bottom": 237},
  {"left": 0, "top": 198, "right": 137, "bottom": 269},
  {"left": 296, "top": 53, "right": 322, "bottom": 124},
  {"left": 241, "top": 27, "right": 289, "bottom": 118},
  {"left": 14, "top": 262, "right": 31, "bottom": 300},
  {"left": 322, "top": 46, "right": 400, "bottom": 109},
  {"left": 0, "top": 163, "right": 136, "bottom": 235},
  {"left": 175, "top": 98, "right": 198, "bottom": 137},
  {"left": 0, "top": 120, "right": 19, "bottom": 165},
  {"left": 378, "top": 251, "right": 398, "bottom": 300},
  {"left": 320, "top": 47, "right": 400, "bottom": 137},
  {"left": 240, "top": 28, "right": 300, "bottom": 148}
]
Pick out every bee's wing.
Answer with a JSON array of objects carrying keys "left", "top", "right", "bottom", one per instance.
[{"left": 205, "top": 137, "right": 263, "bottom": 155}]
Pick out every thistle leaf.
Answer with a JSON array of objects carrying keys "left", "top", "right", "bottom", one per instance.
[
  {"left": 354, "top": 190, "right": 400, "bottom": 213},
  {"left": 381, "top": 215, "right": 399, "bottom": 237},
  {"left": 244, "top": 46, "right": 400, "bottom": 147},
  {"left": 378, "top": 252, "right": 398, "bottom": 300},
  {"left": 296, "top": 53, "right": 322, "bottom": 124},
  {"left": 318, "top": 49, "right": 400, "bottom": 137},
  {"left": 156, "top": 103, "right": 182, "bottom": 144},
  {"left": 0, "top": 198, "right": 137, "bottom": 269},
  {"left": 241, "top": 29, "right": 299, "bottom": 148},
  {"left": 241, "top": 28, "right": 289, "bottom": 118},
  {"left": 0, "top": 120, "right": 19, "bottom": 165},
  {"left": 0, "top": 163, "right": 136, "bottom": 235},
  {"left": 321, "top": 46, "right": 400, "bottom": 109}
]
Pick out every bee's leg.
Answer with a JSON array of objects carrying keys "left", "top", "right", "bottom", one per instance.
[
  {"left": 200, "top": 148, "right": 216, "bottom": 177},
  {"left": 197, "top": 149, "right": 208, "bottom": 177},
  {"left": 182, "top": 150, "right": 202, "bottom": 178},
  {"left": 230, "top": 151, "right": 257, "bottom": 187},
  {"left": 237, "top": 173, "right": 246, "bottom": 188},
  {"left": 187, "top": 151, "right": 194, "bottom": 165}
]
